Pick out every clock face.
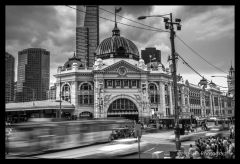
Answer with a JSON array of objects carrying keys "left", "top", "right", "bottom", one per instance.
[{"left": 118, "top": 66, "right": 127, "bottom": 75}]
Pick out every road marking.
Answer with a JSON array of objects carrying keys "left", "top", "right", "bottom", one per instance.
[{"left": 143, "top": 147, "right": 155, "bottom": 153}]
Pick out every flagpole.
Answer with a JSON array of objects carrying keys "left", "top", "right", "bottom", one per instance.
[{"left": 115, "top": 8, "right": 116, "bottom": 25}]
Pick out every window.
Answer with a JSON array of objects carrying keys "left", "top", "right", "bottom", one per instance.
[
  {"left": 214, "top": 97, "right": 219, "bottom": 106},
  {"left": 132, "top": 80, "right": 136, "bottom": 87},
  {"left": 227, "top": 99, "right": 231, "bottom": 107},
  {"left": 185, "top": 98, "right": 188, "bottom": 105},
  {"left": 166, "top": 108, "right": 170, "bottom": 116},
  {"left": 165, "top": 85, "right": 168, "bottom": 92},
  {"left": 62, "top": 84, "right": 71, "bottom": 102},
  {"left": 116, "top": 80, "right": 120, "bottom": 87},
  {"left": 80, "top": 83, "right": 92, "bottom": 91},
  {"left": 108, "top": 98, "right": 137, "bottom": 112},
  {"left": 78, "top": 82, "right": 93, "bottom": 105},
  {"left": 107, "top": 80, "right": 112, "bottom": 87},
  {"left": 124, "top": 80, "right": 128, "bottom": 87},
  {"left": 84, "top": 95, "right": 88, "bottom": 104},
  {"left": 165, "top": 95, "right": 169, "bottom": 105},
  {"left": 222, "top": 99, "right": 225, "bottom": 108}
]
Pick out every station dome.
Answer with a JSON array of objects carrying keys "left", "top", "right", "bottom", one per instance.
[
  {"left": 95, "top": 22, "right": 140, "bottom": 60},
  {"left": 64, "top": 52, "right": 83, "bottom": 68}
]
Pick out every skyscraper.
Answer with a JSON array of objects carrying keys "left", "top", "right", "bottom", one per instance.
[
  {"left": 76, "top": 5, "right": 99, "bottom": 67},
  {"left": 141, "top": 47, "right": 161, "bottom": 64},
  {"left": 5, "top": 52, "right": 15, "bottom": 103},
  {"left": 16, "top": 48, "right": 50, "bottom": 102}
]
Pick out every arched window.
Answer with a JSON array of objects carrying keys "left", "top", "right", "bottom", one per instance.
[
  {"left": 78, "top": 82, "right": 94, "bottom": 105},
  {"left": 80, "top": 83, "right": 92, "bottom": 91},
  {"left": 62, "top": 84, "right": 71, "bottom": 102},
  {"left": 108, "top": 98, "right": 138, "bottom": 112},
  {"left": 149, "top": 83, "right": 159, "bottom": 104}
]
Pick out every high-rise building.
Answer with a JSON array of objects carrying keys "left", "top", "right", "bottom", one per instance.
[
  {"left": 5, "top": 52, "right": 15, "bottom": 103},
  {"left": 76, "top": 5, "right": 99, "bottom": 67},
  {"left": 141, "top": 47, "right": 161, "bottom": 65},
  {"left": 16, "top": 48, "right": 50, "bottom": 102}
]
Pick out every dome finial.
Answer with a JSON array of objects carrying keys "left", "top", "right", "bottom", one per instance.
[{"left": 112, "top": 7, "right": 122, "bottom": 36}]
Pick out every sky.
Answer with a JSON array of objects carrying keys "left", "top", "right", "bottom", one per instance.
[{"left": 5, "top": 5, "right": 234, "bottom": 91}]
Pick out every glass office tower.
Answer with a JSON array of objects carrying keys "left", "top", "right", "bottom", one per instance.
[
  {"left": 76, "top": 5, "right": 99, "bottom": 67},
  {"left": 16, "top": 48, "right": 50, "bottom": 102}
]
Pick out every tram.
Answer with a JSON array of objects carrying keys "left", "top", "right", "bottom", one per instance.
[
  {"left": 8, "top": 118, "right": 133, "bottom": 155},
  {"left": 206, "top": 117, "right": 230, "bottom": 131}
]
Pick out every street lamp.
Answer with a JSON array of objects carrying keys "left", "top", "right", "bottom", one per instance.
[{"left": 138, "top": 13, "right": 182, "bottom": 150}]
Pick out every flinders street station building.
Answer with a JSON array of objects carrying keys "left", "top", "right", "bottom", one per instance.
[
  {"left": 53, "top": 23, "right": 234, "bottom": 122},
  {"left": 6, "top": 21, "right": 234, "bottom": 123}
]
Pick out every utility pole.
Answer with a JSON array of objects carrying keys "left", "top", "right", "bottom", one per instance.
[
  {"left": 138, "top": 12, "right": 182, "bottom": 151},
  {"left": 168, "top": 13, "right": 182, "bottom": 150}
]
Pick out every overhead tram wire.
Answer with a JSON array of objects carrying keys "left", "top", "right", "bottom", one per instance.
[
  {"left": 67, "top": 5, "right": 228, "bottom": 89},
  {"left": 98, "top": 7, "right": 168, "bottom": 33},
  {"left": 176, "top": 35, "right": 228, "bottom": 74},
  {"left": 66, "top": 5, "right": 168, "bottom": 33},
  {"left": 177, "top": 53, "right": 228, "bottom": 89}
]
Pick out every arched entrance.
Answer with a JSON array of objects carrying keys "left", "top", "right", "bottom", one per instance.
[{"left": 107, "top": 98, "right": 139, "bottom": 120}]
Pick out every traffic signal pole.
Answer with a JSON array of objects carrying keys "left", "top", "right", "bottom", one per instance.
[{"left": 169, "top": 13, "right": 181, "bottom": 150}]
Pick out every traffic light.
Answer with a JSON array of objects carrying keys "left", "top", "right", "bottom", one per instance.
[
  {"left": 165, "top": 23, "right": 169, "bottom": 29},
  {"left": 177, "top": 24, "right": 181, "bottom": 30},
  {"left": 164, "top": 17, "right": 169, "bottom": 23},
  {"left": 175, "top": 18, "right": 181, "bottom": 22}
]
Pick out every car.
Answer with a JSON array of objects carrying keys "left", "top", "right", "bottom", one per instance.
[
  {"left": 169, "top": 131, "right": 208, "bottom": 142},
  {"left": 97, "top": 138, "right": 149, "bottom": 157}
]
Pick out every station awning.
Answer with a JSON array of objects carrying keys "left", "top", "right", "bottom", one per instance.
[{"left": 5, "top": 100, "right": 75, "bottom": 112}]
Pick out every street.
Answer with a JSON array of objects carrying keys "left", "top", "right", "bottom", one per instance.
[
  {"left": 6, "top": 129, "right": 193, "bottom": 159},
  {"left": 6, "top": 129, "right": 231, "bottom": 159}
]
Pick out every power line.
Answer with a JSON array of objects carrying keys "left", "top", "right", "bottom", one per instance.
[
  {"left": 67, "top": 5, "right": 228, "bottom": 89},
  {"left": 178, "top": 53, "right": 228, "bottom": 88},
  {"left": 98, "top": 6, "right": 168, "bottom": 33},
  {"left": 176, "top": 35, "right": 228, "bottom": 74},
  {"left": 178, "top": 54, "right": 204, "bottom": 78},
  {"left": 66, "top": 5, "right": 168, "bottom": 33}
]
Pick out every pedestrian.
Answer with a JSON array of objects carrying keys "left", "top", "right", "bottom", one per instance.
[{"left": 188, "top": 144, "right": 195, "bottom": 159}]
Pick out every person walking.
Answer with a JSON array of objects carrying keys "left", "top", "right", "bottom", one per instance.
[{"left": 188, "top": 144, "right": 195, "bottom": 159}]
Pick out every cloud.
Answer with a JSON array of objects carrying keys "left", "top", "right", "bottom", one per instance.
[
  {"left": 6, "top": 5, "right": 234, "bottom": 88},
  {"left": 177, "top": 6, "right": 234, "bottom": 41},
  {"left": 175, "top": 6, "right": 233, "bottom": 22}
]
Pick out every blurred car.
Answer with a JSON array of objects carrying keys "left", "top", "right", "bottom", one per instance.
[
  {"left": 97, "top": 138, "right": 149, "bottom": 157},
  {"left": 169, "top": 131, "right": 207, "bottom": 142}
]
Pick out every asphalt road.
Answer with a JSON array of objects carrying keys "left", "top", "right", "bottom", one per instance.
[{"left": 6, "top": 129, "right": 230, "bottom": 159}]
